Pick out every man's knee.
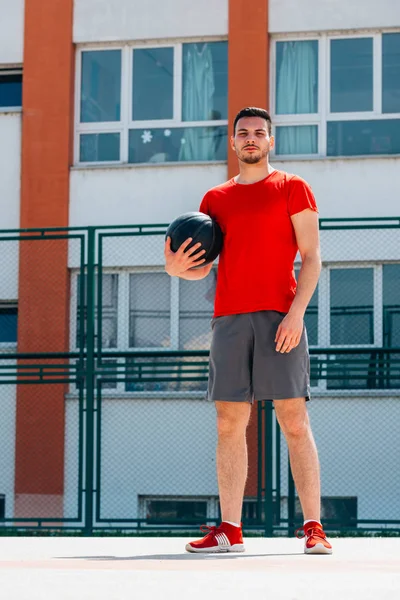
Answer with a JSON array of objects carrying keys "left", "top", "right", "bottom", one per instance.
[
  {"left": 274, "top": 400, "right": 310, "bottom": 438},
  {"left": 280, "top": 416, "right": 309, "bottom": 438},
  {"left": 216, "top": 402, "right": 251, "bottom": 436}
]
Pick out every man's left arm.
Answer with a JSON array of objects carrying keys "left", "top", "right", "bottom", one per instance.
[{"left": 275, "top": 209, "right": 321, "bottom": 353}]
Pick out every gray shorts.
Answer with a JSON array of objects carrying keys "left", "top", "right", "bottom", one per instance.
[{"left": 207, "top": 310, "right": 311, "bottom": 403}]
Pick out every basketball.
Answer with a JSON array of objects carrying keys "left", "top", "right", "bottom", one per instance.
[{"left": 165, "top": 212, "right": 223, "bottom": 267}]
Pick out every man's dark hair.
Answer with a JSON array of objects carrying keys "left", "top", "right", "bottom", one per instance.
[{"left": 233, "top": 107, "right": 272, "bottom": 136}]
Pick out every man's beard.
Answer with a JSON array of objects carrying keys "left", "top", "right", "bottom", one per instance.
[{"left": 237, "top": 147, "right": 269, "bottom": 164}]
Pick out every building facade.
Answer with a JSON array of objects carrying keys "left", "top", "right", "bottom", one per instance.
[{"left": 0, "top": 0, "right": 399, "bottom": 529}]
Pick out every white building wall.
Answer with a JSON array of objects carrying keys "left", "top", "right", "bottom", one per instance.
[
  {"left": 69, "top": 164, "right": 227, "bottom": 228},
  {"left": 70, "top": 158, "right": 400, "bottom": 229},
  {"left": 0, "top": 114, "right": 21, "bottom": 299},
  {"left": 269, "top": 0, "right": 400, "bottom": 33},
  {"left": 272, "top": 158, "right": 400, "bottom": 219},
  {"left": 0, "top": 0, "right": 24, "bottom": 64},
  {"left": 73, "top": 0, "right": 228, "bottom": 44}
]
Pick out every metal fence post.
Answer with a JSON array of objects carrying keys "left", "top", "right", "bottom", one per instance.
[
  {"left": 288, "top": 459, "right": 296, "bottom": 537},
  {"left": 264, "top": 401, "right": 274, "bottom": 536},
  {"left": 84, "top": 227, "right": 95, "bottom": 536}
]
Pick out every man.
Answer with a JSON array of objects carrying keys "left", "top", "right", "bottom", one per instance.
[{"left": 164, "top": 106, "right": 332, "bottom": 555}]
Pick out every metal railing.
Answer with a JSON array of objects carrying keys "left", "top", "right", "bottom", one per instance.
[{"left": 0, "top": 218, "right": 399, "bottom": 535}]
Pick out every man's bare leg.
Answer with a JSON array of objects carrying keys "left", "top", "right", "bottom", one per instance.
[
  {"left": 215, "top": 401, "right": 252, "bottom": 524},
  {"left": 273, "top": 398, "right": 321, "bottom": 522}
]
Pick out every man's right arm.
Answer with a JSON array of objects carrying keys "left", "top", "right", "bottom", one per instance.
[
  {"left": 164, "top": 236, "right": 212, "bottom": 280},
  {"left": 178, "top": 262, "right": 213, "bottom": 280}
]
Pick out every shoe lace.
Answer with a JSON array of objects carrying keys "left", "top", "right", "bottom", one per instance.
[
  {"left": 199, "top": 524, "right": 223, "bottom": 537},
  {"left": 295, "top": 525, "right": 326, "bottom": 540}
]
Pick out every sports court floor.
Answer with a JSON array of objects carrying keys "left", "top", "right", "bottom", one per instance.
[{"left": 1, "top": 536, "right": 399, "bottom": 599}]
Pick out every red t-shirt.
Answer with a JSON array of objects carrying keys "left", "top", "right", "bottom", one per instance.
[{"left": 199, "top": 169, "right": 318, "bottom": 318}]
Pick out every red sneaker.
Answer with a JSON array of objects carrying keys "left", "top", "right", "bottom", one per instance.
[
  {"left": 185, "top": 522, "right": 245, "bottom": 553},
  {"left": 295, "top": 521, "right": 333, "bottom": 554}
]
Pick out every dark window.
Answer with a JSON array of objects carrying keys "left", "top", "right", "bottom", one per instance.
[
  {"left": 80, "top": 50, "right": 121, "bottom": 122},
  {"left": 144, "top": 498, "right": 207, "bottom": 523},
  {"left": 0, "top": 71, "right": 22, "bottom": 108},
  {"left": 327, "top": 119, "right": 400, "bottom": 156},
  {"left": 330, "top": 268, "right": 374, "bottom": 345},
  {"left": 0, "top": 495, "right": 5, "bottom": 519},
  {"left": 330, "top": 38, "right": 373, "bottom": 113},
  {"left": 293, "top": 496, "right": 357, "bottom": 527},
  {"left": 383, "top": 264, "right": 400, "bottom": 388},
  {"left": 132, "top": 48, "right": 174, "bottom": 121},
  {"left": 76, "top": 274, "right": 118, "bottom": 349},
  {"left": 382, "top": 33, "right": 400, "bottom": 114},
  {"left": 80, "top": 133, "right": 120, "bottom": 162},
  {"left": 0, "top": 304, "right": 18, "bottom": 343}
]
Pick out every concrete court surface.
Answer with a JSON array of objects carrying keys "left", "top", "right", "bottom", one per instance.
[{"left": 0, "top": 536, "right": 399, "bottom": 600}]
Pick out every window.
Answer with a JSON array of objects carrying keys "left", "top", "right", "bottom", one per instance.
[
  {"left": 330, "top": 268, "right": 374, "bottom": 346},
  {"left": 291, "top": 496, "right": 357, "bottom": 527},
  {"left": 72, "top": 263, "right": 398, "bottom": 394},
  {"left": 129, "top": 273, "right": 170, "bottom": 348},
  {"left": 0, "top": 303, "right": 18, "bottom": 343},
  {"left": 383, "top": 264, "right": 400, "bottom": 389},
  {"left": 179, "top": 273, "right": 216, "bottom": 350},
  {"left": 140, "top": 496, "right": 208, "bottom": 524},
  {"left": 383, "top": 33, "right": 400, "bottom": 114},
  {"left": 76, "top": 42, "right": 228, "bottom": 165},
  {"left": 272, "top": 32, "right": 400, "bottom": 157},
  {"left": 0, "top": 70, "right": 22, "bottom": 110},
  {"left": 0, "top": 494, "right": 4, "bottom": 519},
  {"left": 330, "top": 38, "right": 373, "bottom": 113},
  {"left": 275, "top": 40, "right": 319, "bottom": 155},
  {"left": 383, "top": 264, "right": 400, "bottom": 347},
  {"left": 76, "top": 274, "right": 118, "bottom": 348}
]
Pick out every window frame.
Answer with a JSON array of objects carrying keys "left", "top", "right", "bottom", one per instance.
[
  {"left": 74, "top": 39, "right": 228, "bottom": 166},
  {"left": 270, "top": 30, "right": 400, "bottom": 159}
]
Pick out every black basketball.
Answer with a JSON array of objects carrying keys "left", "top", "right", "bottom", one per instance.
[{"left": 166, "top": 212, "right": 223, "bottom": 267}]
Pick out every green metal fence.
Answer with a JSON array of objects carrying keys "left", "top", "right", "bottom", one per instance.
[{"left": 0, "top": 219, "right": 399, "bottom": 535}]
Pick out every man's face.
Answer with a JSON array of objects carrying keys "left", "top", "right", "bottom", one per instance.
[{"left": 231, "top": 116, "right": 274, "bottom": 164}]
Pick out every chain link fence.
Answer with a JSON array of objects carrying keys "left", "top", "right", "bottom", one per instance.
[{"left": 0, "top": 220, "right": 399, "bottom": 534}]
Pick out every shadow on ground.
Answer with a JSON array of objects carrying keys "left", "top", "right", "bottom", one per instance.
[{"left": 56, "top": 553, "right": 304, "bottom": 561}]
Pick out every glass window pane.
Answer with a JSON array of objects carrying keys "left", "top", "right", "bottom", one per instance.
[
  {"left": 132, "top": 48, "right": 173, "bottom": 121},
  {"left": 182, "top": 42, "right": 228, "bottom": 121},
  {"left": 80, "top": 133, "right": 120, "bottom": 162},
  {"left": 0, "top": 74, "right": 22, "bottom": 108},
  {"left": 129, "top": 273, "right": 170, "bottom": 348},
  {"left": 146, "top": 500, "right": 207, "bottom": 522},
  {"left": 327, "top": 119, "right": 400, "bottom": 156},
  {"left": 179, "top": 272, "right": 216, "bottom": 349},
  {"left": 275, "top": 126, "right": 318, "bottom": 155},
  {"left": 383, "top": 264, "right": 400, "bottom": 347},
  {"left": 330, "top": 268, "right": 374, "bottom": 345},
  {"left": 330, "top": 38, "right": 373, "bottom": 113},
  {"left": 382, "top": 33, "right": 400, "bottom": 114},
  {"left": 76, "top": 274, "right": 118, "bottom": 349},
  {"left": 81, "top": 50, "right": 121, "bottom": 122},
  {"left": 128, "top": 126, "right": 227, "bottom": 163},
  {"left": 276, "top": 41, "right": 318, "bottom": 114},
  {"left": 326, "top": 352, "right": 378, "bottom": 390},
  {"left": 295, "top": 270, "right": 318, "bottom": 345},
  {"left": 0, "top": 307, "right": 18, "bottom": 342}
]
